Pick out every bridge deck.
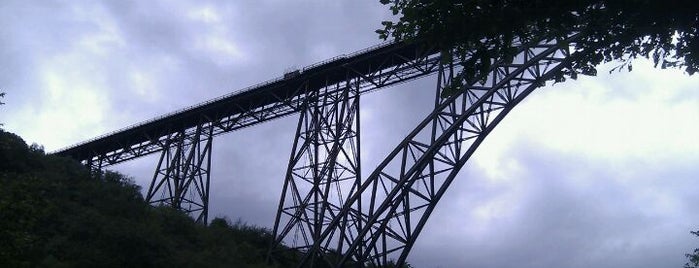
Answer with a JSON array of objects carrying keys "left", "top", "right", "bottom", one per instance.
[{"left": 55, "top": 40, "right": 440, "bottom": 164}]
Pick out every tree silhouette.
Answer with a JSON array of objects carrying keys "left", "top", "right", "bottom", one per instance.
[
  {"left": 376, "top": 0, "right": 699, "bottom": 85},
  {"left": 1, "top": 92, "right": 5, "bottom": 128},
  {"left": 687, "top": 231, "right": 699, "bottom": 268},
  {"left": 0, "top": 129, "right": 300, "bottom": 267}
]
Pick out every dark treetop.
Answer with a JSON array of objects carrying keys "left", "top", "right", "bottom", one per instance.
[{"left": 377, "top": 0, "right": 699, "bottom": 83}]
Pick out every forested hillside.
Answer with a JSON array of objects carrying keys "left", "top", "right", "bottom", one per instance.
[{"left": 0, "top": 130, "right": 298, "bottom": 267}]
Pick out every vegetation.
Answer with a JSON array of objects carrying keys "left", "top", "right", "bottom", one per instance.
[
  {"left": 0, "top": 129, "right": 298, "bottom": 267},
  {"left": 1, "top": 92, "right": 5, "bottom": 127},
  {"left": 376, "top": 0, "right": 699, "bottom": 85},
  {"left": 687, "top": 231, "right": 699, "bottom": 268}
]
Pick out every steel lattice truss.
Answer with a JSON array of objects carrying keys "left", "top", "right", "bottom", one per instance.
[
  {"left": 146, "top": 124, "right": 214, "bottom": 223},
  {"left": 54, "top": 31, "right": 582, "bottom": 267},
  {"left": 56, "top": 41, "right": 441, "bottom": 225},
  {"left": 269, "top": 78, "right": 362, "bottom": 263},
  {"left": 298, "top": 35, "right": 578, "bottom": 267},
  {"left": 56, "top": 42, "right": 440, "bottom": 167}
]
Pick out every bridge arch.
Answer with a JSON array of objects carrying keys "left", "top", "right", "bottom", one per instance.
[
  {"left": 296, "top": 35, "right": 580, "bottom": 267},
  {"left": 55, "top": 31, "right": 699, "bottom": 267}
]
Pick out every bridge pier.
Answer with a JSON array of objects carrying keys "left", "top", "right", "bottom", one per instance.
[
  {"left": 146, "top": 124, "right": 214, "bottom": 224},
  {"left": 269, "top": 79, "right": 362, "bottom": 265},
  {"left": 85, "top": 157, "right": 103, "bottom": 172}
]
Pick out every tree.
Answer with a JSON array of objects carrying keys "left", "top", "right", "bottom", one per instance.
[
  {"left": 687, "top": 231, "right": 699, "bottom": 268},
  {"left": 376, "top": 0, "right": 699, "bottom": 85},
  {"left": 1, "top": 92, "right": 5, "bottom": 128},
  {"left": 0, "top": 130, "right": 298, "bottom": 267}
]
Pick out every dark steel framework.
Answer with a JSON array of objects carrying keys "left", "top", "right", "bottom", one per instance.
[
  {"left": 56, "top": 41, "right": 441, "bottom": 225},
  {"left": 56, "top": 41, "right": 440, "bottom": 166},
  {"left": 297, "top": 35, "right": 578, "bottom": 267},
  {"left": 55, "top": 33, "right": 578, "bottom": 266},
  {"left": 146, "top": 124, "right": 214, "bottom": 223},
  {"left": 269, "top": 77, "right": 362, "bottom": 263}
]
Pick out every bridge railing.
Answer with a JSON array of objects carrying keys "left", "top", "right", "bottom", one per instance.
[
  {"left": 302, "top": 40, "right": 395, "bottom": 72},
  {"left": 53, "top": 40, "right": 398, "bottom": 154},
  {"left": 52, "top": 74, "right": 286, "bottom": 154}
]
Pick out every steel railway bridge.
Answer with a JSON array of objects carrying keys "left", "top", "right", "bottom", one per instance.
[{"left": 56, "top": 34, "right": 578, "bottom": 267}]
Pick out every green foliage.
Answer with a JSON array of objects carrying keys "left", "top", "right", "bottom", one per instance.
[
  {"left": 0, "top": 129, "right": 298, "bottom": 267},
  {"left": 377, "top": 0, "right": 699, "bottom": 86},
  {"left": 1, "top": 92, "right": 5, "bottom": 128},
  {"left": 686, "top": 231, "right": 699, "bottom": 268}
]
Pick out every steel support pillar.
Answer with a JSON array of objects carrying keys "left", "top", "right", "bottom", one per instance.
[
  {"left": 298, "top": 35, "right": 578, "bottom": 267},
  {"left": 269, "top": 79, "right": 362, "bottom": 266},
  {"left": 85, "top": 157, "right": 104, "bottom": 176},
  {"left": 146, "top": 123, "right": 214, "bottom": 224}
]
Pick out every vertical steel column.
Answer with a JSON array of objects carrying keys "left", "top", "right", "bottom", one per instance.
[
  {"left": 146, "top": 123, "right": 214, "bottom": 224},
  {"left": 85, "top": 156, "right": 104, "bottom": 176},
  {"left": 269, "top": 78, "right": 362, "bottom": 266}
]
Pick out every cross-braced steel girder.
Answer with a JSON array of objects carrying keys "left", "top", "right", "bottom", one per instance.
[
  {"left": 146, "top": 123, "right": 214, "bottom": 224},
  {"left": 269, "top": 77, "right": 363, "bottom": 266},
  {"left": 85, "top": 157, "right": 104, "bottom": 172},
  {"left": 56, "top": 41, "right": 441, "bottom": 167},
  {"left": 298, "top": 35, "right": 579, "bottom": 267}
]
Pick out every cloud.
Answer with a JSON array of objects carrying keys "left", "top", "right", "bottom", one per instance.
[
  {"left": 474, "top": 59, "right": 699, "bottom": 183},
  {"left": 410, "top": 142, "right": 699, "bottom": 268},
  {"left": 1, "top": 1, "right": 697, "bottom": 267},
  {"left": 405, "top": 62, "right": 699, "bottom": 267}
]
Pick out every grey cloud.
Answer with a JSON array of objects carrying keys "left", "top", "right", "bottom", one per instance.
[
  {"left": 0, "top": 2, "right": 88, "bottom": 119},
  {"left": 85, "top": 1, "right": 395, "bottom": 129},
  {"left": 409, "top": 142, "right": 698, "bottom": 268},
  {"left": 2, "top": 1, "right": 698, "bottom": 267}
]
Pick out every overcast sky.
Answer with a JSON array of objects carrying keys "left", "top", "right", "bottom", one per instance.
[{"left": 2, "top": 1, "right": 699, "bottom": 267}]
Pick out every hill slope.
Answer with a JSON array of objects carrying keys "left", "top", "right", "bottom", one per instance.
[{"left": 0, "top": 130, "right": 297, "bottom": 267}]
